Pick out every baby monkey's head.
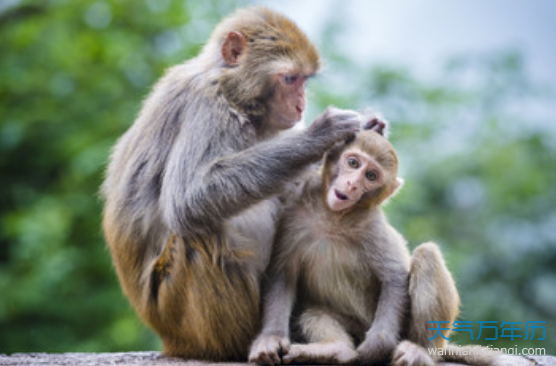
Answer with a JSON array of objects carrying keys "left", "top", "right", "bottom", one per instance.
[{"left": 322, "top": 129, "right": 403, "bottom": 212}]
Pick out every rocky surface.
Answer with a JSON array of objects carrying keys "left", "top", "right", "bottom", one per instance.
[{"left": 0, "top": 352, "right": 555, "bottom": 366}]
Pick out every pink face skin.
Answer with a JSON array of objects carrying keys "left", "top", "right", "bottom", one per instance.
[
  {"left": 268, "top": 73, "right": 310, "bottom": 130},
  {"left": 326, "top": 149, "right": 385, "bottom": 212}
]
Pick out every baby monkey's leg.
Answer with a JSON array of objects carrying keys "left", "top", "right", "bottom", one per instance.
[
  {"left": 393, "top": 242, "right": 459, "bottom": 366},
  {"left": 283, "top": 308, "right": 358, "bottom": 365}
]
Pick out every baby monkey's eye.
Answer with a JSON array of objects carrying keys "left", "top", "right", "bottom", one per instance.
[
  {"left": 366, "top": 170, "right": 378, "bottom": 181},
  {"left": 347, "top": 157, "right": 359, "bottom": 168},
  {"left": 283, "top": 74, "right": 299, "bottom": 85}
]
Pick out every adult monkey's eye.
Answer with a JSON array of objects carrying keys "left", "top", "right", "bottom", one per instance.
[
  {"left": 347, "top": 157, "right": 359, "bottom": 168},
  {"left": 283, "top": 74, "right": 298, "bottom": 85},
  {"left": 366, "top": 170, "right": 378, "bottom": 181}
]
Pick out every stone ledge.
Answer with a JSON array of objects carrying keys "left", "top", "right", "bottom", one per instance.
[{"left": 0, "top": 352, "right": 554, "bottom": 366}]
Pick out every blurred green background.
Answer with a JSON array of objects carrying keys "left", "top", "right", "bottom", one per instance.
[{"left": 1, "top": 0, "right": 554, "bottom": 356}]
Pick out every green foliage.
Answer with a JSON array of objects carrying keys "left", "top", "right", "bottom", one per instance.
[
  {"left": 1, "top": 0, "right": 555, "bottom": 356},
  {"left": 0, "top": 0, "right": 241, "bottom": 353}
]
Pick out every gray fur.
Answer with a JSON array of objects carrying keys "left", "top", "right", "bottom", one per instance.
[{"left": 101, "top": 7, "right": 360, "bottom": 360}]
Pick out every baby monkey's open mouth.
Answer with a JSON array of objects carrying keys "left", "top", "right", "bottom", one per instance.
[{"left": 334, "top": 189, "right": 349, "bottom": 201}]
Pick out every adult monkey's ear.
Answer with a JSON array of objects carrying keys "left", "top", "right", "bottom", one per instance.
[{"left": 222, "top": 31, "right": 247, "bottom": 65}]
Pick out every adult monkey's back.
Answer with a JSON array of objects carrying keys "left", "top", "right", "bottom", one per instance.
[{"left": 101, "top": 7, "right": 360, "bottom": 361}]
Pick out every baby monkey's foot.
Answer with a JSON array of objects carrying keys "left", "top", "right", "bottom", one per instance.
[
  {"left": 282, "top": 342, "right": 358, "bottom": 365},
  {"left": 392, "top": 340, "right": 435, "bottom": 366},
  {"left": 249, "top": 334, "right": 290, "bottom": 366}
]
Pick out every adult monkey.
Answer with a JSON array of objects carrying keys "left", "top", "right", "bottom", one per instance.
[{"left": 101, "top": 7, "right": 361, "bottom": 361}]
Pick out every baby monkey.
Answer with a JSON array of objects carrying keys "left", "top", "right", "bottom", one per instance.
[{"left": 250, "top": 116, "right": 459, "bottom": 366}]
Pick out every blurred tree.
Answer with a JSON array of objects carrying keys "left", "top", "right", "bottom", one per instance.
[
  {"left": 1, "top": 0, "right": 554, "bottom": 356},
  {"left": 0, "top": 0, "right": 242, "bottom": 353}
]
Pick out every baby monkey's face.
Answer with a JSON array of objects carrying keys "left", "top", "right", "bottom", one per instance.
[{"left": 326, "top": 148, "right": 385, "bottom": 211}]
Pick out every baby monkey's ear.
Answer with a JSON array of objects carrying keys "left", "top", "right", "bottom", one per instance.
[
  {"left": 361, "top": 110, "right": 389, "bottom": 138},
  {"left": 389, "top": 177, "right": 404, "bottom": 198},
  {"left": 381, "top": 178, "right": 404, "bottom": 206}
]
